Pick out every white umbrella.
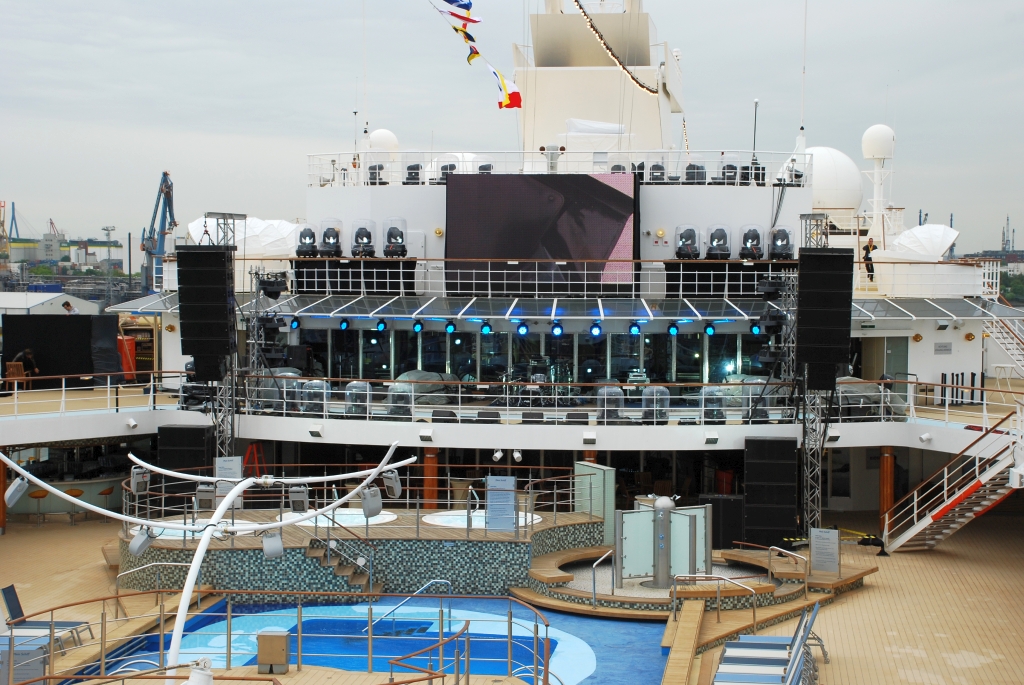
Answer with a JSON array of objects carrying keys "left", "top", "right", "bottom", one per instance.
[{"left": 891, "top": 224, "right": 959, "bottom": 256}]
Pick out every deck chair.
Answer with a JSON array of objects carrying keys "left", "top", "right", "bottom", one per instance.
[
  {"left": 2, "top": 585, "right": 93, "bottom": 645},
  {"left": 4, "top": 362, "right": 29, "bottom": 391}
]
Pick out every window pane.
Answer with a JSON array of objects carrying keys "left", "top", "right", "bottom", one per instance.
[
  {"left": 362, "top": 330, "right": 391, "bottom": 379},
  {"left": 421, "top": 332, "right": 446, "bottom": 373},
  {"left": 740, "top": 334, "right": 771, "bottom": 377},
  {"left": 577, "top": 332, "right": 608, "bottom": 383},
  {"left": 674, "top": 334, "right": 703, "bottom": 383},
  {"left": 479, "top": 332, "right": 510, "bottom": 382},
  {"left": 394, "top": 331, "right": 419, "bottom": 377},
  {"left": 707, "top": 333, "right": 737, "bottom": 383},
  {"left": 450, "top": 332, "right": 476, "bottom": 380},
  {"left": 610, "top": 333, "right": 641, "bottom": 381},
  {"left": 332, "top": 329, "right": 359, "bottom": 379}
]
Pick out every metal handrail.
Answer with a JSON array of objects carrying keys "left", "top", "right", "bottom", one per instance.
[
  {"left": 114, "top": 562, "right": 195, "bottom": 618},
  {"left": 367, "top": 580, "right": 453, "bottom": 631},
  {"left": 767, "top": 547, "right": 808, "bottom": 599},
  {"left": 672, "top": 574, "right": 758, "bottom": 633},
  {"left": 591, "top": 550, "right": 615, "bottom": 608}
]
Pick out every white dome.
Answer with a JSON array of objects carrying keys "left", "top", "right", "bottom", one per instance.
[
  {"left": 368, "top": 129, "right": 399, "bottom": 151},
  {"left": 862, "top": 124, "right": 895, "bottom": 160},
  {"left": 807, "top": 147, "right": 863, "bottom": 211}
]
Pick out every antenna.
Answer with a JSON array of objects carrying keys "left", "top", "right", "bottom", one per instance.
[
  {"left": 752, "top": 99, "right": 760, "bottom": 161},
  {"left": 800, "top": 0, "right": 808, "bottom": 130}
]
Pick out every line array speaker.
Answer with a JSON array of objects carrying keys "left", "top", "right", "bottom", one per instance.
[
  {"left": 796, "top": 248, "right": 853, "bottom": 391},
  {"left": 744, "top": 437, "right": 799, "bottom": 548},
  {"left": 157, "top": 425, "right": 215, "bottom": 472},
  {"left": 177, "top": 245, "right": 237, "bottom": 381},
  {"left": 698, "top": 494, "right": 744, "bottom": 550}
]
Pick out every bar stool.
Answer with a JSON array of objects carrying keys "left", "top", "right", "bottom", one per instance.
[
  {"left": 98, "top": 486, "right": 115, "bottom": 523},
  {"left": 65, "top": 488, "right": 84, "bottom": 526},
  {"left": 28, "top": 489, "right": 48, "bottom": 526}
]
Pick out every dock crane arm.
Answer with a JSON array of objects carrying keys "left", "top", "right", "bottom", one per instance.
[{"left": 141, "top": 171, "right": 178, "bottom": 293}]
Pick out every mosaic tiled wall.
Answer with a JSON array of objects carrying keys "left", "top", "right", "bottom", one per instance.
[{"left": 530, "top": 521, "right": 604, "bottom": 558}]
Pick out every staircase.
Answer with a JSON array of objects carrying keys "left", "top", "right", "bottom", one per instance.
[
  {"left": 305, "top": 537, "right": 383, "bottom": 594},
  {"left": 882, "top": 410, "right": 1020, "bottom": 552},
  {"left": 983, "top": 318, "right": 1024, "bottom": 376}
]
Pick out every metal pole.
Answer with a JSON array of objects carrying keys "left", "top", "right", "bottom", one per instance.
[
  {"left": 367, "top": 605, "right": 373, "bottom": 673},
  {"left": 8, "top": 625, "right": 15, "bottom": 685},
  {"left": 716, "top": 581, "right": 721, "bottom": 623},
  {"left": 159, "top": 602, "right": 165, "bottom": 668},
  {"left": 507, "top": 607, "right": 513, "bottom": 676},
  {"left": 533, "top": 622, "right": 539, "bottom": 682},
  {"left": 438, "top": 608, "right": 444, "bottom": 673},
  {"left": 48, "top": 614, "right": 55, "bottom": 678},
  {"left": 226, "top": 599, "right": 232, "bottom": 670},
  {"left": 297, "top": 602, "right": 303, "bottom": 672},
  {"left": 100, "top": 610, "right": 107, "bottom": 676},
  {"left": 465, "top": 634, "right": 470, "bottom": 682}
]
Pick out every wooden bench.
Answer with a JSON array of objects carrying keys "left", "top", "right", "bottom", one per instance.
[{"left": 527, "top": 545, "right": 611, "bottom": 585}]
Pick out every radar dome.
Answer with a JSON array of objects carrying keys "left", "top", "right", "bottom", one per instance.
[
  {"left": 368, "top": 129, "right": 399, "bottom": 151},
  {"left": 807, "top": 147, "right": 863, "bottom": 211},
  {"left": 862, "top": 124, "right": 895, "bottom": 160}
]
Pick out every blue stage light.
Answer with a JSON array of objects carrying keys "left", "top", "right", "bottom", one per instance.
[
  {"left": 481, "top": 321, "right": 493, "bottom": 334},
  {"left": 628, "top": 321, "right": 641, "bottom": 336},
  {"left": 445, "top": 320, "right": 457, "bottom": 334},
  {"left": 376, "top": 319, "right": 387, "bottom": 332},
  {"left": 551, "top": 322, "right": 564, "bottom": 337},
  {"left": 517, "top": 323, "right": 529, "bottom": 336},
  {"left": 412, "top": 320, "right": 424, "bottom": 333},
  {"left": 704, "top": 323, "right": 716, "bottom": 336},
  {"left": 290, "top": 318, "right": 300, "bottom": 330},
  {"left": 590, "top": 322, "right": 602, "bottom": 337},
  {"left": 667, "top": 323, "right": 679, "bottom": 336},
  {"left": 338, "top": 318, "right": 350, "bottom": 331},
  {"left": 750, "top": 322, "right": 761, "bottom": 335}
]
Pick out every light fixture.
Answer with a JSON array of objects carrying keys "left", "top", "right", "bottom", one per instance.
[
  {"left": 590, "top": 322, "right": 602, "bottom": 336},
  {"left": 290, "top": 318, "right": 300, "bottom": 330},
  {"left": 126, "top": 418, "right": 138, "bottom": 429},
  {"left": 4, "top": 476, "right": 29, "bottom": 507},
  {"left": 369, "top": 337, "right": 378, "bottom": 345},
  {"left": 339, "top": 318, "right": 350, "bottom": 331},
  {"left": 517, "top": 323, "right": 529, "bottom": 336},
  {"left": 382, "top": 470, "right": 402, "bottom": 498},
  {"left": 704, "top": 323, "right": 716, "bottom": 336},
  {"left": 262, "top": 530, "right": 284, "bottom": 559},
  {"left": 667, "top": 323, "right": 679, "bottom": 336},
  {"left": 912, "top": 333, "right": 923, "bottom": 342},
  {"left": 376, "top": 319, "right": 387, "bottom": 332},
  {"left": 583, "top": 432, "right": 597, "bottom": 445},
  {"left": 258, "top": 274, "right": 287, "bottom": 300},
  {"left": 195, "top": 484, "right": 216, "bottom": 510},
  {"left": 918, "top": 433, "right": 933, "bottom": 444},
  {"left": 513, "top": 449, "right": 522, "bottom": 463},
  {"left": 704, "top": 432, "right": 719, "bottom": 445},
  {"left": 445, "top": 320, "right": 457, "bottom": 334},
  {"left": 412, "top": 320, "right": 424, "bottom": 333},
  {"left": 551, "top": 321, "right": 564, "bottom": 337},
  {"left": 725, "top": 362, "right": 735, "bottom": 373},
  {"left": 629, "top": 321, "right": 641, "bottom": 335},
  {"left": 965, "top": 332, "right": 976, "bottom": 342},
  {"left": 481, "top": 321, "right": 493, "bottom": 334},
  {"left": 826, "top": 432, "right": 841, "bottom": 443},
  {"left": 309, "top": 424, "right": 323, "bottom": 438},
  {"left": 936, "top": 320, "right": 949, "bottom": 331},
  {"left": 361, "top": 485, "right": 383, "bottom": 518},
  {"left": 419, "top": 428, "right": 433, "bottom": 442},
  {"left": 570, "top": 0, "right": 659, "bottom": 94},
  {"left": 130, "top": 466, "right": 151, "bottom": 495},
  {"left": 128, "top": 527, "right": 155, "bottom": 557},
  {"left": 289, "top": 485, "right": 309, "bottom": 513},
  {"left": 749, "top": 322, "right": 762, "bottom": 335},
  {"left": 492, "top": 449, "right": 503, "bottom": 462},
  {"left": 454, "top": 336, "right": 462, "bottom": 346}
]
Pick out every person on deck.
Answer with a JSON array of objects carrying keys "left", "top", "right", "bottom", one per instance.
[
  {"left": 863, "top": 237, "right": 878, "bottom": 282},
  {"left": 12, "top": 349, "right": 40, "bottom": 376},
  {"left": 62, "top": 301, "right": 80, "bottom": 315}
]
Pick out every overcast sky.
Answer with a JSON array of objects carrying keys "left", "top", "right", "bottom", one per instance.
[{"left": 1, "top": 0, "right": 1021, "bottom": 253}]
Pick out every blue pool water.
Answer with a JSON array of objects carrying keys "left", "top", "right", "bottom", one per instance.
[{"left": 91, "top": 598, "right": 666, "bottom": 685}]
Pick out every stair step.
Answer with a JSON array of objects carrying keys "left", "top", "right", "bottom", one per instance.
[
  {"left": 306, "top": 547, "right": 326, "bottom": 558},
  {"left": 335, "top": 564, "right": 356, "bottom": 577},
  {"left": 349, "top": 573, "right": 370, "bottom": 587}
]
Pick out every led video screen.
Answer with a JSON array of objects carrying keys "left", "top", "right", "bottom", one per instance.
[{"left": 445, "top": 174, "right": 637, "bottom": 294}]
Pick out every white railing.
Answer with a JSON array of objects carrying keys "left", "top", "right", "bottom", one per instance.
[
  {"left": 307, "top": 150, "right": 812, "bottom": 188},
  {"left": 0, "top": 371, "right": 185, "bottom": 420},
  {"left": 853, "top": 259, "right": 998, "bottom": 299}
]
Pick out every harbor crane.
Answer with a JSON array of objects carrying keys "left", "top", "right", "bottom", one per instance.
[{"left": 141, "top": 171, "right": 177, "bottom": 293}]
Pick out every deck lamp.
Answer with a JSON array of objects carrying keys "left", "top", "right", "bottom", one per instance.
[
  {"left": 4, "top": 476, "right": 29, "bottom": 507},
  {"left": 128, "top": 527, "right": 156, "bottom": 557},
  {"left": 667, "top": 322, "right": 679, "bottom": 336},
  {"left": 704, "top": 323, "right": 716, "bottom": 336},
  {"left": 195, "top": 484, "right": 216, "bottom": 511},
  {"left": 376, "top": 319, "right": 387, "bottom": 332},
  {"left": 290, "top": 318, "right": 300, "bottom": 330},
  {"left": 551, "top": 321, "right": 564, "bottom": 337},
  {"left": 339, "top": 318, "right": 350, "bottom": 331},
  {"left": 480, "top": 321, "right": 493, "bottom": 334},
  {"left": 361, "top": 485, "right": 383, "bottom": 518},
  {"left": 412, "top": 320, "right": 424, "bottom": 333},
  {"left": 513, "top": 450, "right": 522, "bottom": 463},
  {"left": 262, "top": 530, "right": 284, "bottom": 560},
  {"left": 590, "top": 322, "right": 602, "bottom": 337},
  {"left": 517, "top": 323, "right": 529, "bottom": 336},
  {"left": 445, "top": 320, "right": 457, "bottom": 334},
  {"left": 629, "top": 321, "right": 641, "bottom": 335},
  {"left": 288, "top": 485, "right": 309, "bottom": 513},
  {"left": 382, "top": 470, "right": 402, "bottom": 498},
  {"left": 493, "top": 449, "right": 503, "bottom": 462}
]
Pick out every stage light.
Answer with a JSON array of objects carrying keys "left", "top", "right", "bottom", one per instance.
[
  {"left": 629, "top": 321, "right": 641, "bottom": 336},
  {"left": 339, "top": 318, "right": 350, "bottom": 331},
  {"left": 513, "top": 449, "right": 522, "bottom": 463},
  {"left": 128, "top": 527, "right": 155, "bottom": 557},
  {"left": 454, "top": 337, "right": 462, "bottom": 346},
  {"left": 481, "top": 321, "right": 493, "bottom": 334},
  {"left": 517, "top": 323, "right": 529, "bottom": 336},
  {"left": 376, "top": 319, "right": 387, "bottom": 332},
  {"left": 369, "top": 337, "right": 378, "bottom": 346},
  {"left": 750, "top": 322, "right": 762, "bottom": 335},
  {"left": 590, "top": 322, "right": 602, "bottom": 337},
  {"left": 704, "top": 323, "right": 716, "bottom": 336},
  {"left": 4, "top": 477, "right": 29, "bottom": 507},
  {"left": 445, "top": 320, "right": 457, "bottom": 334},
  {"left": 290, "top": 318, "right": 300, "bottom": 330},
  {"left": 126, "top": 418, "right": 138, "bottom": 429},
  {"left": 382, "top": 470, "right": 402, "bottom": 498},
  {"left": 361, "top": 485, "right": 383, "bottom": 518},
  {"left": 262, "top": 530, "right": 284, "bottom": 559},
  {"left": 412, "top": 320, "right": 424, "bottom": 333},
  {"left": 551, "top": 321, "right": 564, "bottom": 337},
  {"left": 492, "top": 449, "right": 503, "bottom": 462},
  {"left": 289, "top": 486, "right": 309, "bottom": 513},
  {"left": 195, "top": 484, "right": 216, "bottom": 510},
  {"left": 130, "top": 466, "right": 150, "bottom": 495},
  {"left": 667, "top": 323, "right": 679, "bottom": 336},
  {"left": 258, "top": 274, "right": 287, "bottom": 300}
]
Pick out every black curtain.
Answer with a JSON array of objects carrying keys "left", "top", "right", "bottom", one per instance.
[{"left": 2, "top": 314, "right": 120, "bottom": 389}]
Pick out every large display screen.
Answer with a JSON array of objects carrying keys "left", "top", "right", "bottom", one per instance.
[{"left": 445, "top": 174, "right": 636, "bottom": 293}]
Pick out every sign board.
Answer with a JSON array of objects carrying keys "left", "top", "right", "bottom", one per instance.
[
  {"left": 934, "top": 342, "right": 953, "bottom": 355},
  {"left": 810, "top": 527, "right": 841, "bottom": 576},
  {"left": 0, "top": 636, "right": 47, "bottom": 685},
  {"left": 215, "top": 456, "right": 243, "bottom": 509},
  {"left": 485, "top": 475, "right": 517, "bottom": 532}
]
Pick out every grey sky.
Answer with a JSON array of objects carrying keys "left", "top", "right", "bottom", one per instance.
[{"left": 1, "top": 0, "right": 1021, "bottom": 253}]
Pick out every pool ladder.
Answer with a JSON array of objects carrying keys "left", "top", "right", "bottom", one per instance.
[{"left": 364, "top": 579, "right": 454, "bottom": 633}]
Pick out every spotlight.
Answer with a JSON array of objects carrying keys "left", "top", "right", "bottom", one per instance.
[
  {"left": 376, "top": 319, "right": 387, "bottom": 332},
  {"left": 512, "top": 449, "right": 522, "bottom": 463},
  {"left": 361, "top": 485, "right": 383, "bottom": 518},
  {"left": 262, "top": 530, "right": 284, "bottom": 559},
  {"left": 4, "top": 476, "right": 29, "bottom": 507},
  {"left": 382, "top": 470, "right": 402, "bottom": 498},
  {"left": 667, "top": 323, "right": 679, "bottom": 336},
  {"left": 412, "top": 320, "right": 424, "bottom": 333},
  {"left": 454, "top": 337, "right": 462, "bottom": 346},
  {"left": 289, "top": 485, "right": 309, "bottom": 513},
  {"left": 126, "top": 417, "right": 138, "bottom": 429},
  {"left": 551, "top": 321, "right": 564, "bottom": 337},
  {"left": 195, "top": 484, "right": 216, "bottom": 511},
  {"left": 492, "top": 449, "right": 503, "bottom": 462},
  {"left": 517, "top": 323, "right": 529, "bottom": 336},
  {"left": 128, "top": 527, "right": 155, "bottom": 557},
  {"left": 750, "top": 322, "right": 762, "bottom": 335},
  {"left": 258, "top": 274, "right": 287, "bottom": 300},
  {"left": 290, "top": 318, "right": 300, "bottom": 330},
  {"left": 130, "top": 466, "right": 150, "bottom": 495},
  {"left": 296, "top": 227, "right": 319, "bottom": 258},
  {"left": 339, "top": 318, "right": 350, "bottom": 331},
  {"left": 590, "top": 322, "right": 602, "bottom": 337},
  {"left": 481, "top": 321, "right": 493, "bottom": 334},
  {"left": 704, "top": 323, "right": 716, "bottom": 336},
  {"left": 445, "top": 320, "right": 457, "bottom": 334},
  {"left": 629, "top": 321, "right": 641, "bottom": 336}
]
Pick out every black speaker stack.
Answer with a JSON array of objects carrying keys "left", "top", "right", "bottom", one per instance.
[
  {"left": 177, "top": 245, "right": 237, "bottom": 382},
  {"left": 698, "top": 494, "right": 745, "bottom": 549},
  {"left": 796, "top": 247, "right": 854, "bottom": 391},
  {"left": 743, "top": 437, "right": 799, "bottom": 548},
  {"left": 157, "top": 425, "right": 215, "bottom": 471}
]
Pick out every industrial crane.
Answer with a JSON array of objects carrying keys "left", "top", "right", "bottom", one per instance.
[{"left": 141, "top": 171, "right": 177, "bottom": 294}]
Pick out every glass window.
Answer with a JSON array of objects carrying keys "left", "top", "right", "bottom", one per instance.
[
  {"left": 740, "top": 334, "right": 771, "bottom": 377},
  {"left": 674, "top": 334, "right": 702, "bottom": 383},
  {"left": 394, "top": 331, "right": 419, "bottom": 377},
  {"left": 479, "top": 332, "right": 510, "bottom": 382},
  {"left": 421, "top": 332, "right": 446, "bottom": 374},
  {"left": 511, "top": 333, "right": 541, "bottom": 379},
  {"left": 362, "top": 330, "right": 391, "bottom": 380},
  {"left": 298, "top": 329, "right": 328, "bottom": 377},
  {"left": 707, "top": 333, "right": 738, "bottom": 383},
  {"left": 610, "top": 333, "right": 641, "bottom": 381},
  {"left": 577, "top": 332, "right": 608, "bottom": 384},
  {"left": 332, "top": 329, "right": 359, "bottom": 379},
  {"left": 645, "top": 334, "right": 672, "bottom": 382},
  {"left": 450, "top": 332, "right": 477, "bottom": 380}
]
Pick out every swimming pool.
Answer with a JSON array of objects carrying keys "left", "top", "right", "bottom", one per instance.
[{"left": 421, "top": 510, "right": 541, "bottom": 528}]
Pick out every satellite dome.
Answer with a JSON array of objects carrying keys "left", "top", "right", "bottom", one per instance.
[
  {"left": 368, "top": 129, "right": 400, "bottom": 151},
  {"left": 862, "top": 124, "right": 895, "bottom": 160},
  {"left": 807, "top": 147, "right": 863, "bottom": 211}
]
